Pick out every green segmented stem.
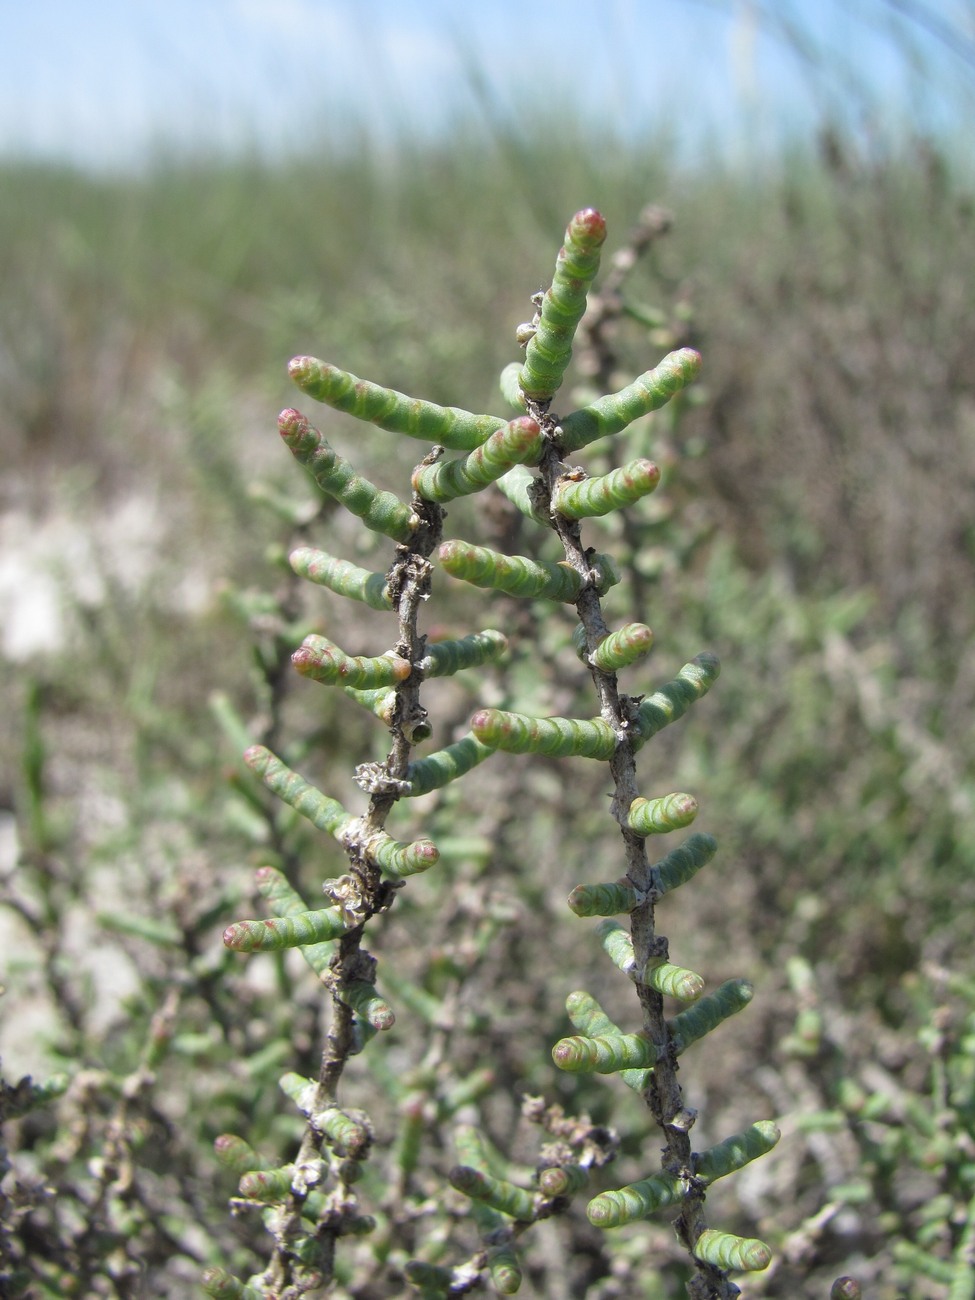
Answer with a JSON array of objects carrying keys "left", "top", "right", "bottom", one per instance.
[
  {"left": 566, "top": 989, "right": 620, "bottom": 1039},
  {"left": 412, "top": 416, "right": 543, "bottom": 502},
  {"left": 278, "top": 409, "right": 417, "bottom": 542},
  {"left": 470, "top": 1196, "right": 522, "bottom": 1289},
  {"left": 403, "top": 734, "right": 496, "bottom": 797},
  {"left": 394, "top": 1095, "right": 425, "bottom": 1176},
  {"left": 567, "top": 878, "right": 641, "bottom": 917},
  {"left": 449, "top": 1165, "right": 536, "bottom": 1222},
  {"left": 487, "top": 1243, "right": 522, "bottom": 1295},
  {"left": 210, "top": 690, "right": 255, "bottom": 761},
  {"left": 420, "top": 629, "right": 508, "bottom": 677},
  {"left": 594, "top": 919, "right": 704, "bottom": 999},
  {"left": 404, "top": 1262, "right": 454, "bottom": 1290},
  {"left": 552, "top": 459, "right": 661, "bottom": 520},
  {"left": 439, "top": 539, "right": 579, "bottom": 601},
  {"left": 538, "top": 1164, "right": 591, "bottom": 1197},
  {"left": 395, "top": 979, "right": 442, "bottom": 1025},
  {"left": 342, "top": 979, "right": 395, "bottom": 1030},
  {"left": 439, "top": 539, "right": 620, "bottom": 601},
  {"left": 247, "top": 478, "right": 317, "bottom": 527},
  {"left": 454, "top": 1124, "right": 520, "bottom": 1188},
  {"left": 470, "top": 708, "right": 617, "bottom": 760},
  {"left": 256, "top": 866, "right": 334, "bottom": 977},
  {"left": 470, "top": 1200, "right": 522, "bottom": 1292},
  {"left": 453, "top": 1122, "right": 494, "bottom": 1171},
  {"left": 238, "top": 1164, "right": 295, "bottom": 1203},
  {"left": 251, "top": 771, "right": 435, "bottom": 876},
  {"left": 97, "top": 911, "right": 181, "bottom": 948},
  {"left": 319, "top": 1107, "right": 370, "bottom": 1157},
  {"left": 552, "top": 1031, "right": 658, "bottom": 1074},
  {"left": 244, "top": 745, "right": 354, "bottom": 841},
  {"left": 558, "top": 348, "right": 703, "bottom": 453},
  {"left": 643, "top": 958, "right": 705, "bottom": 1002},
  {"left": 252, "top": 866, "right": 310, "bottom": 915},
  {"left": 340, "top": 685, "right": 397, "bottom": 727},
  {"left": 442, "top": 1067, "right": 496, "bottom": 1114},
  {"left": 565, "top": 990, "right": 652, "bottom": 1091},
  {"left": 292, "top": 634, "right": 412, "bottom": 689},
  {"left": 693, "top": 1229, "right": 772, "bottom": 1273},
  {"left": 289, "top": 546, "right": 393, "bottom": 611},
  {"left": 499, "top": 361, "right": 527, "bottom": 411},
  {"left": 694, "top": 1122, "right": 781, "bottom": 1185},
  {"left": 343, "top": 1215, "right": 377, "bottom": 1236},
  {"left": 223, "top": 905, "right": 353, "bottom": 952},
  {"left": 627, "top": 792, "right": 699, "bottom": 835},
  {"left": 573, "top": 621, "right": 654, "bottom": 672},
  {"left": 369, "top": 834, "right": 440, "bottom": 877},
  {"left": 587, "top": 1171, "right": 683, "bottom": 1227},
  {"left": 948, "top": 1196, "right": 975, "bottom": 1298},
  {"left": 632, "top": 653, "right": 721, "bottom": 751},
  {"left": 596, "top": 918, "right": 639, "bottom": 977},
  {"left": 202, "top": 1267, "right": 265, "bottom": 1299},
  {"left": 288, "top": 356, "right": 506, "bottom": 450},
  {"left": 519, "top": 208, "right": 607, "bottom": 403},
  {"left": 214, "top": 1134, "right": 269, "bottom": 1177},
  {"left": 652, "top": 833, "right": 718, "bottom": 895},
  {"left": 892, "top": 1241, "right": 954, "bottom": 1284},
  {"left": 236, "top": 1168, "right": 328, "bottom": 1223},
  {"left": 668, "top": 979, "right": 754, "bottom": 1055},
  {"left": 279, "top": 1071, "right": 316, "bottom": 1114},
  {"left": 495, "top": 464, "right": 548, "bottom": 523}
]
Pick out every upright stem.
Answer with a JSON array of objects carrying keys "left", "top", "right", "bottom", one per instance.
[
  {"left": 265, "top": 497, "right": 445, "bottom": 1293},
  {"left": 530, "top": 409, "right": 738, "bottom": 1300}
]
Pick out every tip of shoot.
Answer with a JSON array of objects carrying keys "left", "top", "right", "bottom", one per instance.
[
  {"left": 243, "top": 744, "right": 269, "bottom": 770},
  {"left": 277, "top": 407, "right": 308, "bottom": 437},
  {"left": 586, "top": 1195, "right": 616, "bottom": 1227},
  {"left": 694, "top": 650, "right": 720, "bottom": 676},
  {"left": 568, "top": 208, "right": 608, "bottom": 248},
  {"left": 222, "top": 923, "right": 244, "bottom": 949},
  {"left": 291, "top": 645, "right": 315, "bottom": 674},
  {"left": 675, "top": 347, "right": 703, "bottom": 377}
]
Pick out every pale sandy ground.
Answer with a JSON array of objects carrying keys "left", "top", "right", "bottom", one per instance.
[{"left": 0, "top": 492, "right": 207, "bottom": 1079}]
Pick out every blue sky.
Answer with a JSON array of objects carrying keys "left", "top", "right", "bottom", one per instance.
[{"left": 2, "top": 0, "right": 972, "bottom": 169}]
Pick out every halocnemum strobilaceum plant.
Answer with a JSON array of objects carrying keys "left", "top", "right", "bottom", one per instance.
[{"left": 206, "top": 208, "right": 778, "bottom": 1300}]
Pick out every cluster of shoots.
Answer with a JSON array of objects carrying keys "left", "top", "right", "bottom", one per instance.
[{"left": 205, "top": 209, "right": 779, "bottom": 1299}]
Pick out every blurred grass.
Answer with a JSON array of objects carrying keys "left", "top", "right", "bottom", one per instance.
[{"left": 5, "top": 122, "right": 973, "bottom": 628}]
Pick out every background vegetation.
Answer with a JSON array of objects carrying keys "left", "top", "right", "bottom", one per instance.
[{"left": 2, "top": 63, "right": 974, "bottom": 1297}]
